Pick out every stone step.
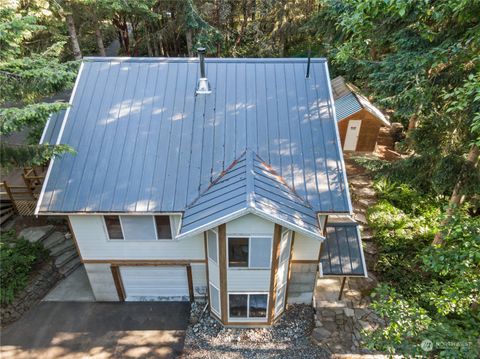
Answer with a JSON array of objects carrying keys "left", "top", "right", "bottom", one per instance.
[
  {"left": 42, "top": 232, "right": 67, "bottom": 250},
  {"left": 54, "top": 248, "right": 78, "bottom": 268},
  {"left": 0, "top": 209, "right": 14, "bottom": 225},
  {"left": 19, "top": 225, "right": 55, "bottom": 243},
  {"left": 315, "top": 300, "right": 348, "bottom": 308},
  {"left": 49, "top": 240, "right": 75, "bottom": 257},
  {"left": 59, "top": 256, "right": 81, "bottom": 277}
]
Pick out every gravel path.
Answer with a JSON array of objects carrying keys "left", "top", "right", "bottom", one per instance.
[{"left": 181, "top": 304, "right": 329, "bottom": 359}]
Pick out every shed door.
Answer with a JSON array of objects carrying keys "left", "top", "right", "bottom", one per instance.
[
  {"left": 120, "top": 266, "right": 189, "bottom": 301},
  {"left": 344, "top": 119, "right": 362, "bottom": 151}
]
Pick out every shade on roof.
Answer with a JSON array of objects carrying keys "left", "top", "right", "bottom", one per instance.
[
  {"left": 179, "top": 149, "right": 322, "bottom": 240},
  {"left": 332, "top": 76, "right": 390, "bottom": 126},
  {"left": 37, "top": 57, "right": 351, "bottom": 219},
  {"left": 39, "top": 109, "right": 66, "bottom": 145},
  {"left": 320, "top": 222, "right": 367, "bottom": 276}
]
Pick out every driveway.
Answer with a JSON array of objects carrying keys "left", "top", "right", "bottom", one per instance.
[{"left": 1, "top": 302, "right": 190, "bottom": 359}]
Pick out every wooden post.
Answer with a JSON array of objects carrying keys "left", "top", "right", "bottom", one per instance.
[
  {"left": 268, "top": 224, "right": 282, "bottom": 324},
  {"left": 186, "top": 264, "right": 194, "bottom": 302},
  {"left": 2, "top": 181, "right": 18, "bottom": 214},
  {"left": 218, "top": 224, "right": 228, "bottom": 323},
  {"left": 338, "top": 277, "right": 346, "bottom": 300}
]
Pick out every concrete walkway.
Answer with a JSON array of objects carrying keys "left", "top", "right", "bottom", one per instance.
[
  {"left": 1, "top": 302, "right": 190, "bottom": 359},
  {"left": 43, "top": 266, "right": 95, "bottom": 302}
]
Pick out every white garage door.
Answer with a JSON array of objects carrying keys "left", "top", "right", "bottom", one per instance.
[{"left": 120, "top": 266, "right": 189, "bottom": 301}]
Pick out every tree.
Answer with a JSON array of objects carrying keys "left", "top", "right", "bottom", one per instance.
[{"left": 0, "top": 6, "right": 77, "bottom": 169}]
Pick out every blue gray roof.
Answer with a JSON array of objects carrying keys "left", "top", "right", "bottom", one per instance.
[
  {"left": 334, "top": 93, "right": 363, "bottom": 122},
  {"left": 320, "top": 222, "right": 366, "bottom": 276},
  {"left": 179, "top": 149, "right": 321, "bottom": 239},
  {"left": 39, "top": 109, "right": 66, "bottom": 145},
  {"left": 332, "top": 76, "right": 390, "bottom": 126},
  {"left": 37, "top": 57, "right": 351, "bottom": 220}
]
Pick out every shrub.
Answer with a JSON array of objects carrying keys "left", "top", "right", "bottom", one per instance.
[{"left": 0, "top": 230, "right": 49, "bottom": 305}]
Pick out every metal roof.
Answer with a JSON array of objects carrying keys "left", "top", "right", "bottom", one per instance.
[
  {"left": 179, "top": 149, "right": 322, "bottom": 240},
  {"left": 39, "top": 109, "right": 66, "bottom": 145},
  {"left": 37, "top": 57, "right": 351, "bottom": 217},
  {"left": 332, "top": 76, "right": 390, "bottom": 126},
  {"left": 320, "top": 222, "right": 367, "bottom": 276}
]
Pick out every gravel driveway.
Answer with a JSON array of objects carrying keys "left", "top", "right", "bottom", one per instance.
[{"left": 1, "top": 301, "right": 190, "bottom": 359}]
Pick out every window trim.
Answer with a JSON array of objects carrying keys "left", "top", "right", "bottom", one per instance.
[
  {"left": 227, "top": 236, "right": 272, "bottom": 269},
  {"left": 227, "top": 292, "right": 269, "bottom": 322},
  {"left": 103, "top": 215, "right": 125, "bottom": 240},
  {"left": 103, "top": 215, "right": 173, "bottom": 241},
  {"left": 153, "top": 215, "right": 174, "bottom": 240},
  {"left": 207, "top": 229, "right": 219, "bottom": 264}
]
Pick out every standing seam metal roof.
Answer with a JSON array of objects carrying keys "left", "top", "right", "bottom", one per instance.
[
  {"left": 37, "top": 57, "right": 351, "bottom": 216},
  {"left": 320, "top": 222, "right": 366, "bottom": 276},
  {"left": 179, "top": 149, "right": 321, "bottom": 239}
]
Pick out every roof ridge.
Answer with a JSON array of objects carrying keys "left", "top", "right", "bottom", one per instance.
[
  {"left": 252, "top": 152, "right": 314, "bottom": 209},
  {"left": 184, "top": 150, "right": 247, "bottom": 210}
]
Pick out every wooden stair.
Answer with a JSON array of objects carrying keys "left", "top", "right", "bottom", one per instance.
[{"left": 1, "top": 181, "right": 38, "bottom": 216}]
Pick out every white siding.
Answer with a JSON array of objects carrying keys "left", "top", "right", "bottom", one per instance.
[
  {"left": 291, "top": 232, "right": 321, "bottom": 261},
  {"left": 226, "top": 214, "right": 274, "bottom": 235},
  {"left": 225, "top": 214, "right": 274, "bottom": 293},
  {"left": 70, "top": 215, "right": 204, "bottom": 260},
  {"left": 84, "top": 263, "right": 118, "bottom": 301},
  {"left": 228, "top": 269, "right": 271, "bottom": 291}
]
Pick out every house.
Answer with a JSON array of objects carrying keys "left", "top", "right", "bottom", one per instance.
[
  {"left": 36, "top": 51, "right": 367, "bottom": 327},
  {"left": 332, "top": 76, "right": 390, "bottom": 152}
]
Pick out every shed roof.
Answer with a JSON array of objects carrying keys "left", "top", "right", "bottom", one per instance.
[
  {"left": 332, "top": 76, "right": 390, "bottom": 126},
  {"left": 179, "top": 149, "right": 322, "bottom": 240},
  {"left": 320, "top": 222, "right": 367, "bottom": 277},
  {"left": 37, "top": 57, "right": 351, "bottom": 220}
]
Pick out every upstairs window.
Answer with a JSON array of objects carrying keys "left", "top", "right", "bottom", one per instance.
[
  {"left": 155, "top": 216, "right": 172, "bottom": 239},
  {"left": 228, "top": 237, "right": 249, "bottom": 267},
  {"left": 228, "top": 236, "right": 272, "bottom": 269},
  {"left": 104, "top": 216, "right": 123, "bottom": 240},
  {"left": 104, "top": 215, "right": 173, "bottom": 240}
]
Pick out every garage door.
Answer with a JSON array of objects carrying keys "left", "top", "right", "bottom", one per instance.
[{"left": 120, "top": 266, "right": 189, "bottom": 301}]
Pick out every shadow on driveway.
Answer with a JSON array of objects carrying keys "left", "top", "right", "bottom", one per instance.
[{"left": 1, "top": 302, "right": 190, "bottom": 358}]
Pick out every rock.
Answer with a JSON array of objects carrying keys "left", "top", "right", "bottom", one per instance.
[
  {"left": 355, "top": 213, "right": 368, "bottom": 224},
  {"left": 18, "top": 225, "right": 55, "bottom": 243},
  {"left": 344, "top": 308, "right": 355, "bottom": 317},
  {"left": 312, "top": 327, "right": 331, "bottom": 341}
]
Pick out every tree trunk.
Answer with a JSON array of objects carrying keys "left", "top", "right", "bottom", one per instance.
[
  {"left": 66, "top": 14, "right": 82, "bottom": 60},
  {"left": 235, "top": 0, "right": 250, "bottom": 46},
  {"left": 433, "top": 144, "right": 480, "bottom": 245},
  {"left": 93, "top": 11, "right": 106, "bottom": 57},
  {"left": 186, "top": 29, "right": 193, "bottom": 57}
]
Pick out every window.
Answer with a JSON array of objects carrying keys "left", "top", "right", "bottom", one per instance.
[
  {"left": 104, "top": 215, "right": 173, "bottom": 241},
  {"left": 228, "top": 237, "right": 249, "bottom": 267},
  {"left": 207, "top": 230, "right": 218, "bottom": 263},
  {"left": 228, "top": 236, "right": 272, "bottom": 269},
  {"left": 250, "top": 237, "right": 272, "bottom": 268},
  {"left": 155, "top": 216, "right": 172, "bottom": 239},
  {"left": 209, "top": 284, "right": 220, "bottom": 315},
  {"left": 104, "top": 216, "right": 123, "bottom": 240},
  {"left": 121, "top": 216, "right": 156, "bottom": 240},
  {"left": 228, "top": 293, "right": 268, "bottom": 319},
  {"left": 229, "top": 294, "right": 248, "bottom": 317}
]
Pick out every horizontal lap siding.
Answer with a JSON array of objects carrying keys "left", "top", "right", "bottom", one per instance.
[
  {"left": 69, "top": 215, "right": 204, "bottom": 260},
  {"left": 291, "top": 232, "right": 321, "bottom": 261},
  {"left": 227, "top": 269, "right": 271, "bottom": 291},
  {"left": 84, "top": 263, "right": 118, "bottom": 301}
]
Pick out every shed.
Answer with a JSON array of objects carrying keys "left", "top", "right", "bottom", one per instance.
[{"left": 332, "top": 76, "right": 390, "bottom": 152}]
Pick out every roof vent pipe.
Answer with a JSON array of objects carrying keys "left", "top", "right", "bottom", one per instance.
[
  {"left": 306, "top": 48, "right": 311, "bottom": 78},
  {"left": 196, "top": 47, "right": 211, "bottom": 95}
]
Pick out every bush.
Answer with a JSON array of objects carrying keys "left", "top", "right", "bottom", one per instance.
[
  {"left": 365, "top": 178, "right": 480, "bottom": 358},
  {"left": 0, "top": 230, "right": 49, "bottom": 305}
]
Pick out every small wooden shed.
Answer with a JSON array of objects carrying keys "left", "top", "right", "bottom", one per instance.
[{"left": 332, "top": 76, "right": 390, "bottom": 152}]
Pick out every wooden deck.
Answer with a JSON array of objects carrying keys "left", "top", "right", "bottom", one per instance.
[{"left": 0, "top": 166, "right": 46, "bottom": 218}]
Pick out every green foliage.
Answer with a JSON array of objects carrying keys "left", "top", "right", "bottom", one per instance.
[
  {"left": 0, "top": 103, "right": 69, "bottom": 136},
  {"left": 0, "top": 230, "right": 49, "bottom": 305},
  {"left": 0, "top": 143, "right": 75, "bottom": 169},
  {"left": 366, "top": 179, "right": 480, "bottom": 358}
]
